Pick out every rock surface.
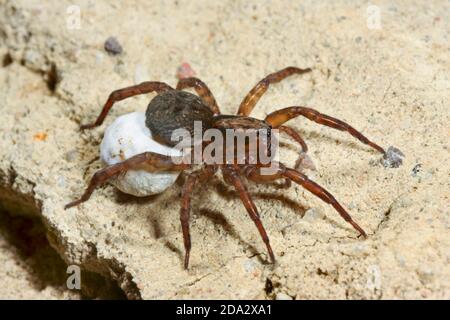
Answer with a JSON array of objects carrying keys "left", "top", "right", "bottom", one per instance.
[{"left": 0, "top": 0, "right": 448, "bottom": 299}]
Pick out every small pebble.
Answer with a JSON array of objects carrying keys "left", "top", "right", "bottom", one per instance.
[
  {"left": 33, "top": 132, "right": 48, "bottom": 141},
  {"left": 417, "top": 267, "right": 434, "bottom": 283},
  {"left": 275, "top": 292, "right": 293, "bottom": 300},
  {"left": 104, "top": 36, "right": 123, "bottom": 55},
  {"left": 396, "top": 254, "right": 406, "bottom": 267},
  {"left": 95, "top": 52, "right": 104, "bottom": 64},
  {"left": 134, "top": 64, "right": 149, "bottom": 84},
  {"left": 381, "top": 146, "right": 404, "bottom": 168},
  {"left": 176, "top": 62, "right": 196, "bottom": 79},
  {"left": 295, "top": 152, "right": 316, "bottom": 171},
  {"left": 411, "top": 163, "right": 422, "bottom": 177},
  {"left": 303, "top": 207, "right": 325, "bottom": 222},
  {"left": 57, "top": 176, "right": 66, "bottom": 188},
  {"left": 65, "top": 149, "right": 78, "bottom": 162},
  {"left": 350, "top": 243, "right": 369, "bottom": 257},
  {"left": 243, "top": 260, "right": 257, "bottom": 273},
  {"left": 391, "top": 194, "right": 412, "bottom": 210},
  {"left": 23, "top": 49, "right": 45, "bottom": 70},
  {"left": 410, "top": 163, "right": 433, "bottom": 182}
]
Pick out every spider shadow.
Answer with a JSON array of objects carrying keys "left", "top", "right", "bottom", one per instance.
[
  {"left": 200, "top": 177, "right": 311, "bottom": 264},
  {"left": 298, "top": 129, "right": 378, "bottom": 154},
  {"left": 212, "top": 176, "right": 361, "bottom": 239},
  {"left": 106, "top": 168, "right": 361, "bottom": 268},
  {"left": 197, "top": 207, "right": 266, "bottom": 264},
  {"left": 276, "top": 127, "right": 379, "bottom": 157},
  {"left": 0, "top": 210, "right": 126, "bottom": 299},
  {"left": 145, "top": 213, "right": 183, "bottom": 259},
  {"left": 112, "top": 189, "right": 171, "bottom": 206},
  {"left": 322, "top": 215, "right": 362, "bottom": 237},
  {"left": 112, "top": 188, "right": 185, "bottom": 260},
  {"left": 213, "top": 179, "right": 307, "bottom": 218}
]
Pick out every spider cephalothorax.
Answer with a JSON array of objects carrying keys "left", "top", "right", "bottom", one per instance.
[{"left": 65, "top": 66, "right": 386, "bottom": 269}]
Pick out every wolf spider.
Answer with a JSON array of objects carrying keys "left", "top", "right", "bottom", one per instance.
[{"left": 65, "top": 67, "right": 386, "bottom": 269}]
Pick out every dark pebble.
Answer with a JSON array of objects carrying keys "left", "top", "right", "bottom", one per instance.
[
  {"left": 104, "top": 36, "right": 123, "bottom": 55},
  {"left": 411, "top": 163, "right": 422, "bottom": 176},
  {"left": 381, "top": 146, "right": 405, "bottom": 168}
]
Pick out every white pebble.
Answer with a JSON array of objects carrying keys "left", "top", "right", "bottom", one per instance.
[
  {"left": 134, "top": 64, "right": 149, "bottom": 84},
  {"left": 23, "top": 49, "right": 45, "bottom": 70},
  {"left": 303, "top": 207, "right": 325, "bottom": 222},
  {"left": 275, "top": 292, "right": 293, "bottom": 300},
  {"left": 57, "top": 175, "right": 66, "bottom": 188},
  {"left": 100, "top": 112, "right": 183, "bottom": 197},
  {"left": 243, "top": 260, "right": 257, "bottom": 273},
  {"left": 381, "top": 146, "right": 404, "bottom": 168},
  {"left": 95, "top": 52, "right": 105, "bottom": 64}
]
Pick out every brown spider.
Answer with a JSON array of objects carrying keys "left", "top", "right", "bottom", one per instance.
[{"left": 65, "top": 67, "right": 386, "bottom": 269}]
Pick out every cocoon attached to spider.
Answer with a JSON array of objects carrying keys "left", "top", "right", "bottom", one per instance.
[{"left": 100, "top": 112, "right": 183, "bottom": 197}]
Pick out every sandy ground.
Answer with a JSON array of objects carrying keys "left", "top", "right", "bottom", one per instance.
[{"left": 0, "top": 0, "right": 448, "bottom": 299}]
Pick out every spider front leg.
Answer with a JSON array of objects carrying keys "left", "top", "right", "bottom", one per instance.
[
  {"left": 237, "top": 66, "right": 312, "bottom": 116},
  {"left": 222, "top": 166, "right": 275, "bottom": 263},
  {"left": 176, "top": 78, "right": 220, "bottom": 115},
  {"left": 80, "top": 82, "right": 173, "bottom": 130},
  {"left": 64, "top": 152, "right": 187, "bottom": 209},
  {"left": 265, "top": 106, "right": 386, "bottom": 154},
  {"left": 244, "top": 164, "right": 366, "bottom": 237},
  {"left": 236, "top": 67, "right": 312, "bottom": 165}
]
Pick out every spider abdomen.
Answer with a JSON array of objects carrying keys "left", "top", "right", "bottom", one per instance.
[{"left": 145, "top": 90, "right": 214, "bottom": 147}]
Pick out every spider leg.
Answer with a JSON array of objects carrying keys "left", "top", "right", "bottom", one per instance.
[
  {"left": 278, "top": 125, "right": 308, "bottom": 153},
  {"left": 244, "top": 165, "right": 367, "bottom": 237},
  {"left": 180, "top": 173, "right": 197, "bottom": 270},
  {"left": 180, "top": 166, "right": 217, "bottom": 269},
  {"left": 237, "top": 66, "right": 312, "bottom": 116},
  {"left": 265, "top": 106, "right": 385, "bottom": 154},
  {"left": 283, "top": 167, "right": 367, "bottom": 237},
  {"left": 176, "top": 78, "right": 220, "bottom": 115},
  {"left": 242, "top": 165, "right": 291, "bottom": 188},
  {"left": 64, "top": 152, "right": 187, "bottom": 209},
  {"left": 277, "top": 125, "right": 314, "bottom": 170},
  {"left": 222, "top": 166, "right": 275, "bottom": 263},
  {"left": 80, "top": 82, "right": 173, "bottom": 130}
]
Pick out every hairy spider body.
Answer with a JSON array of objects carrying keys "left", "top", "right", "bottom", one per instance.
[
  {"left": 66, "top": 66, "right": 387, "bottom": 269},
  {"left": 146, "top": 90, "right": 273, "bottom": 160}
]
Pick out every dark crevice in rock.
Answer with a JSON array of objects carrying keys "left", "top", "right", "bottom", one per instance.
[
  {"left": 0, "top": 186, "right": 40, "bottom": 218},
  {"left": 78, "top": 240, "right": 142, "bottom": 300},
  {"left": 264, "top": 278, "right": 274, "bottom": 295},
  {"left": 0, "top": 186, "right": 130, "bottom": 299},
  {"left": 374, "top": 205, "right": 393, "bottom": 234},
  {"left": 0, "top": 208, "right": 127, "bottom": 299},
  {"left": 2, "top": 52, "right": 13, "bottom": 67},
  {"left": 0, "top": 211, "right": 74, "bottom": 296},
  {"left": 264, "top": 277, "right": 282, "bottom": 299},
  {"left": 45, "top": 62, "right": 59, "bottom": 92}
]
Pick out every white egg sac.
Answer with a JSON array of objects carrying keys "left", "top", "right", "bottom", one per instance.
[{"left": 100, "top": 112, "right": 183, "bottom": 197}]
